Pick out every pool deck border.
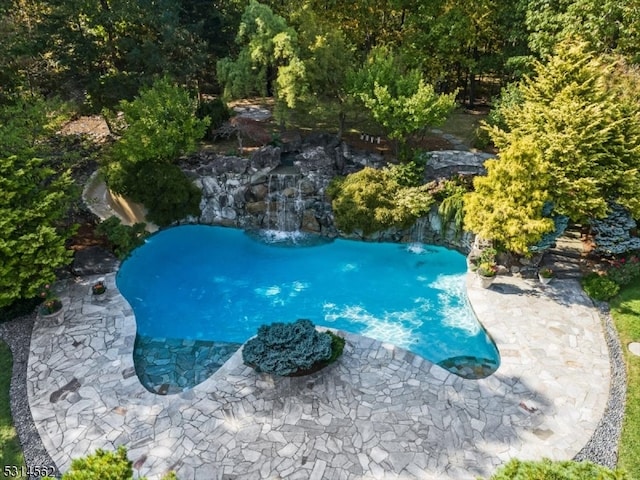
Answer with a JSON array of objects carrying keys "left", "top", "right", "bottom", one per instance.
[{"left": 26, "top": 272, "right": 611, "bottom": 479}]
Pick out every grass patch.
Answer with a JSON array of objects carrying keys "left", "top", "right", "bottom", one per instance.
[
  {"left": 610, "top": 283, "right": 640, "bottom": 477},
  {"left": 440, "top": 108, "right": 488, "bottom": 147},
  {"left": 0, "top": 340, "right": 25, "bottom": 478}
]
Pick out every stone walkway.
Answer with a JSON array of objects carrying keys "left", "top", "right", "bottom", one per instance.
[{"left": 26, "top": 273, "right": 610, "bottom": 479}]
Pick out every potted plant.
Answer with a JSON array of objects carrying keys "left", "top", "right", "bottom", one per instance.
[
  {"left": 91, "top": 279, "right": 107, "bottom": 301},
  {"left": 538, "top": 267, "right": 554, "bottom": 285},
  {"left": 38, "top": 284, "right": 64, "bottom": 324},
  {"left": 476, "top": 262, "right": 497, "bottom": 288}
]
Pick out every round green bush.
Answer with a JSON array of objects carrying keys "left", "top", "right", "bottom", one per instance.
[
  {"left": 581, "top": 272, "right": 620, "bottom": 301},
  {"left": 242, "top": 319, "right": 344, "bottom": 376}
]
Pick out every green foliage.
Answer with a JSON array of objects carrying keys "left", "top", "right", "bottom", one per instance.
[
  {"left": 0, "top": 340, "right": 25, "bottom": 478},
  {"left": 581, "top": 273, "right": 620, "bottom": 301},
  {"left": 108, "top": 77, "right": 208, "bottom": 164},
  {"left": 0, "top": 94, "right": 75, "bottom": 166},
  {"left": 386, "top": 160, "right": 424, "bottom": 188},
  {"left": 217, "top": 0, "right": 307, "bottom": 122},
  {"left": 43, "top": 446, "right": 178, "bottom": 480},
  {"left": 197, "top": 98, "right": 231, "bottom": 140},
  {"left": 476, "top": 83, "right": 525, "bottom": 147},
  {"left": 610, "top": 284, "right": 640, "bottom": 478},
  {"left": 55, "top": 446, "right": 133, "bottom": 480},
  {"left": 591, "top": 204, "right": 640, "bottom": 256},
  {"left": 242, "top": 319, "right": 339, "bottom": 376},
  {"left": 103, "top": 77, "right": 207, "bottom": 226},
  {"left": 327, "top": 166, "right": 434, "bottom": 236},
  {"left": 95, "top": 217, "right": 148, "bottom": 260},
  {"left": 485, "top": 458, "right": 628, "bottom": 479},
  {"left": 139, "top": 164, "right": 202, "bottom": 227},
  {"left": 0, "top": 152, "right": 75, "bottom": 308},
  {"left": 464, "top": 139, "right": 554, "bottom": 254},
  {"left": 437, "top": 180, "right": 469, "bottom": 237},
  {"left": 524, "top": 0, "right": 640, "bottom": 61},
  {"left": 326, "top": 331, "right": 346, "bottom": 365},
  {"left": 465, "top": 41, "right": 640, "bottom": 253},
  {"left": 606, "top": 255, "right": 640, "bottom": 287},
  {"left": 289, "top": 8, "right": 354, "bottom": 131},
  {"left": 349, "top": 46, "right": 456, "bottom": 149}
]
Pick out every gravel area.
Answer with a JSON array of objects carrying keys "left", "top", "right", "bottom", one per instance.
[
  {"left": 574, "top": 303, "right": 626, "bottom": 468},
  {"left": 0, "top": 300, "right": 627, "bottom": 478},
  {"left": 0, "top": 314, "right": 59, "bottom": 480}
]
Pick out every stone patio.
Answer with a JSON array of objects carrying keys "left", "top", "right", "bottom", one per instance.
[{"left": 26, "top": 273, "right": 611, "bottom": 479}]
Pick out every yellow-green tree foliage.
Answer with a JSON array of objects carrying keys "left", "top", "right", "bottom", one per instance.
[
  {"left": 0, "top": 96, "right": 75, "bottom": 307},
  {"left": 465, "top": 41, "right": 640, "bottom": 253},
  {"left": 328, "top": 165, "right": 433, "bottom": 236}
]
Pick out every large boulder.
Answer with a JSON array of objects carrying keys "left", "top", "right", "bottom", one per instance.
[{"left": 250, "top": 146, "right": 281, "bottom": 170}]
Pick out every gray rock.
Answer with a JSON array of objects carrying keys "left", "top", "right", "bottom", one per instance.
[
  {"left": 250, "top": 146, "right": 281, "bottom": 170},
  {"left": 301, "top": 210, "right": 321, "bottom": 233}
]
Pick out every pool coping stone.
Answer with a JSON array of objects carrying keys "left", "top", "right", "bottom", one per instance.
[{"left": 25, "top": 272, "right": 611, "bottom": 479}]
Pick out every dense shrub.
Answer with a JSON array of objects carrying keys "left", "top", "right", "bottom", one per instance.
[
  {"left": 485, "top": 458, "right": 628, "bottom": 479},
  {"left": 103, "top": 77, "right": 207, "bottom": 226},
  {"left": 242, "top": 319, "right": 343, "bottom": 376},
  {"left": 436, "top": 179, "right": 469, "bottom": 236},
  {"left": 197, "top": 98, "right": 231, "bottom": 140},
  {"left": 581, "top": 272, "right": 620, "bottom": 301},
  {"left": 134, "top": 163, "right": 202, "bottom": 227},
  {"left": 44, "top": 446, "right": 178, "bottom": 480},
  {"left": 327, "top": 165, "right": 433, "bottom": 235},
  {"left": 475, "top": 83, "right": 524, "bottom": 148},
  {"left": 95, "top": 216, "right": 149, "bottom": 260},
  {"left": 591, "top": 204, "right": 640, "bottom": 256},
  {"left": 606, "top": 255, "right": 640, "bottom": 286}
]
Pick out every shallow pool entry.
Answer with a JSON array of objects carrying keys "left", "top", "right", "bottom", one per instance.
[
  {"left": 118, "top": 225, "right": 499, "bottom": 392},
  {"left": 134, "top": 335, "right": 241, "bottom": 394}
]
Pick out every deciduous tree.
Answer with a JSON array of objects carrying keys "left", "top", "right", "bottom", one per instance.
[
  {"left": 350, "top": 46, "right": 456, "bottom": 154},
  {"left": 103, "top": 77, "right": 208, "bottom": 226},
  {"left": 217, "top": 0, "right": 307, "bottom": 126}
]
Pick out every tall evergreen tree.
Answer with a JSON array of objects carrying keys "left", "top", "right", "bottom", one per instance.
[
  {"left": 465, "top": 41, "right": 640, "bottom": 253},
  {"left": 0, "top": 96, "right": 75, "bottom": 307}
]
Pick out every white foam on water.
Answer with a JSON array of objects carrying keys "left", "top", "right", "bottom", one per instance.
[
  {"left": 430, "top": 273, "right": 480, "bottom": 335},
  {"left": 341, "top": 263, "right": 359, "bottom": 272},
  {"left": 406, "top": 243, "right": 427, "bottom": 254},
  {"left": 292, "top": 281, "right": 308, "bottom": 292},
  {"left": 323, "top": 303, "right": 425, "bottom": 350},
  {"left": 254, "top": 282, "right": 309, "bottom": 304},
  {"left": 254, "top": 285, "right": 282, "bottom": 297},
  {"left": 258, "top": 229, "right": 308, "bottom": 244}
]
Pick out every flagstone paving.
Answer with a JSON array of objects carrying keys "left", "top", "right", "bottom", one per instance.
[{"left": 26, "top": 273, "right": 610, "bottom": 479}]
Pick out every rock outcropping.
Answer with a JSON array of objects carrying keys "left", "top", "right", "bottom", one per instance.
[{"left": 180, "top": 139, "right": 491, "bottom": 252}]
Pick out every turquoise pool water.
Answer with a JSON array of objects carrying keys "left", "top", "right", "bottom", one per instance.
[{"left": 117, "top": 225, "right": 499, "bottom": 388}]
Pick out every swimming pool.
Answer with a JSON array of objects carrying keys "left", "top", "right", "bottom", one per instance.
[{"left": 117, "top": 225, "right": 499, "bottom": 391}]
